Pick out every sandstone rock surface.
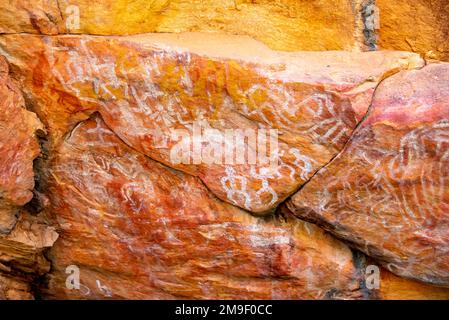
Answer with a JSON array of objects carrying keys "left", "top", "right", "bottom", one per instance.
[
  {"left": 379, "top": 268, "right": 449, "bottom": 300},
  {"left": 0, "top": 1, "right": 448, "bottom": 298},
  {"left": 0, "top": 55, "right": 57, "bottom": 299},
  {"left": 377, "top": 0, "right": 449, "bottom": 61},
  {"left": 0, "top": 0, "right": 362, "bottom": 51},
  {"left": 42, "top": 115, "right": 364, "bottom": 300},
  {"left": 0, "top": 211, "right": 58, "bottom": 299},
  {"left": 0, "top": 33, "right": 424, "bottom": 214},
  {"left": 288, "top": 63, "right": 449, "bottom": 286}
]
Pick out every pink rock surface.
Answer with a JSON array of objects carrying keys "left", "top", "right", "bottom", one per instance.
[
  {"left": 0, "top": 56, "right": 43, "bottom": 232},
  {"left": 288, "top": 63, "right": 449, "bottom": 286}
]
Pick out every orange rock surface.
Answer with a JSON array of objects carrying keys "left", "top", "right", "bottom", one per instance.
[
  {"left": 42, "top": 115, "right": 364, "bottom": 299},
  {"left": 0, "top": 33, "right": 423, "bottom": 214},
  {"left": 379, "top": 268, "right": 449, "bottom": 300},
  {"left": 0, "top": 212, "right": 58, "bottom": 299},
  {"left": 0, "top": 0, "right": 363, "bottom": 51},
  {"left": 0, "top": 0, "right": 448, "bottom": 298},
  {"left": 377, "top": 0, "right": 449, "bottom": 61},
  {"left": 0, "top": 56, "right": 58, "bottom": 299},
  {"left": 0, "top": 56, "right": 43, "bottom": 232},
  {"left": 288, "top": 63, "right": 449, "bottom": 286}
]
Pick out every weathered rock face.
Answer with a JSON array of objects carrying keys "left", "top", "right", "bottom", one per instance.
[
  {"left": 1, "top": 0, "right": 448, "bottom": 299},
  {"left": 379, "top": 268, "right": 449, "bottom": 300},
  {"left": 0, "top": 0, "right": 363, "bottom": 51},
  {"left": 0, "top": 56, "right": 58, "bottom": 299},
  {"left": 0, "top": 56, "right": 43, "bottom": 232},
  {"left": 377, "top": 0, "right": 449, "bottom": 61},
  {"left": 0, "top": 212, "right": 58, "bottom": 299},
  {"left": 288, "top": 63, "right": 449, "bottom": 286},
  {"left": 42, "top": 115, "right": 364, "bottom": 299},
  {"left": 3, "top": 0, "right": 448, "bottom": 58},
  {"left": 0, "top": 33, "right": 424, "bottom": 214},
  {"left": 0, "top": 0, "right": 64, "bottom": 35}
]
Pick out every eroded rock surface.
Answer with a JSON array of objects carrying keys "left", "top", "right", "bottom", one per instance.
[
  {"left": 288, "top": 63, "right": 449, "bottom": 286},
  {"left": 377, "top": 0, "right": 449, "bottom": 61},
  {"left": 0, "top": 56, "right": 43, "bottom": 232},
  {"left": 42, "top": 115, "right": 364, "bottom": 300},
  {"left": 0, "top": 0, "right": 64, "bottom": 35},
  {"left": 0, "top": 0, "right": 363, "bottom": 51},
  {"left": 0, "top": 33, "right": 424, "bottom": 213},
  {"left": 0, "top": 23, "right": 447, "bottom": 299},
  {"left": 0, "top": 55, "right": 58, "bottom": 300},
  {"left": 0, "top": 212, "right": 58, "bottom": 299}
]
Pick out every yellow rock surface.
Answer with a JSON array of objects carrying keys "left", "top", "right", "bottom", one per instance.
[
  {"left": 377, "top": 0, "right": 449, "bottom": 61},
  {"left": 0, "top": 0, "right": 361, "bottom": 51}
]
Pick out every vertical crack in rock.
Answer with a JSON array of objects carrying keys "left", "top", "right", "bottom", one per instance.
[
  {"left": 55, "top": 0, "right": 64, "bottom": 22},
  {"left": 352, "top": 0, "right": 379, "bottom": 51},
  {"left": 350, "top": 250, "right": 379, "bottom": 300}
]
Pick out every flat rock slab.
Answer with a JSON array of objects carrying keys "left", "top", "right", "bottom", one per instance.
[
  {"left": 288, "top": 63, "right": 449, "bottom": 286},
  {"left": 0, "top": 33, "right": 424, "bottom": 213}
]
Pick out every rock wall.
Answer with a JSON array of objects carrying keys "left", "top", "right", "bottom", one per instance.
[
  {"left": 0, "top": 0, "right": 448, "bottom": 300},
  {"left": 377, "top": 0, "right": 449, "bottom": 61},
  {"left": 1, "top": 0, "right": 447, "bottom": 59},
  {"left": 288, "top": 62, "right": 449, "bottom": 286},
  {"left": 0, "top": 56, "right": 58, "bottom": 299},
  {"left": 0, "top": 0, "right": 364, "bottom": 51}
]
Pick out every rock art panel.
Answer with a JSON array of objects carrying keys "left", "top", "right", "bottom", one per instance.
[
  {"left": 0, "top": 212, "right": 58, "bottom": 292},
  {"left": 0, "top": 33, "right": 424, "bottom": 213},
  {"left": 288, "top": 63, "right": 449, "bottom": 286},
  {"left": 42, "top": 115, "right": 364, "bottom": 300}
]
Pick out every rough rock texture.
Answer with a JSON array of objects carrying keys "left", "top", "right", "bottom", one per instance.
[
  {"left": 0, "top": 0, "right": 363, "bottom": 51},
  {"left": 42, "top": 115, "right": 364, "bottom": 300},
  {"left": 2, "top": 0, "right": 447, "bottom": 58},
  {"left": 0, "top": 33, "right": 423, "bottom": 214},
  {"left": 0, "top": 0, "right": 448, "bottom": 299},
  {"left": 0, "top": 212, "right": 58, "bottom": 299},
  {"left": 377, "top": 0, "right": 449, "bottom": 61},
  {"left": 0, "top": 56, "right": 58, "bottom": 299},
  {"left": 0, "top": 56, "right": 43, "bottom": 232},
  {"left": 288, "top": 63, "right": 449, "bottom": 286}
]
